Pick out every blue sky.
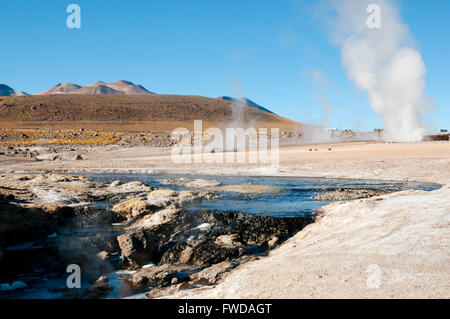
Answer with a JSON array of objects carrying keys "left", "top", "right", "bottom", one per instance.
[{"left": 1, "top": 0, "right": 449, "bottom": 130}]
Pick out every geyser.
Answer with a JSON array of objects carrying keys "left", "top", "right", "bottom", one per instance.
[{"left": 324, "top": 0, "right": 430, "bottom": 142}]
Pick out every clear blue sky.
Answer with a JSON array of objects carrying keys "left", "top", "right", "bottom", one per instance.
[{"left": 1, "top": 0, "right": 449, "bottom": 130}]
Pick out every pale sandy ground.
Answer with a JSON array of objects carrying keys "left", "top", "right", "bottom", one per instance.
[
  {"left": 167, "top": 185, "right": 450, "bottom": 298},
  {"left": 4, "top": 140, "right": 450, "bottom": 184},
  {"left": 1, "top": 140, "right": 449, "bottom": 298}
]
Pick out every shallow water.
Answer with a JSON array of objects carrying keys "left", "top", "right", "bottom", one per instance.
[
  {"left": 0, "top": 174, "right": 439, "bottom": 299},
  {"left": 84, "top": 173, "right": 439, "bottom": 217}
]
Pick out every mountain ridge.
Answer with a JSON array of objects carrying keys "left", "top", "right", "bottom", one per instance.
[
  {"left": 37, "top": 80, "right": 154, "bottom": 95},
  {"left": 217, "top": 96, "right": 275, "bottom": 114},
  {"left": 1, "top": 81, "right": 275, "bottom": 115},
  {"left": 0, "top": 84, "right": 29, "bottom": 97}
]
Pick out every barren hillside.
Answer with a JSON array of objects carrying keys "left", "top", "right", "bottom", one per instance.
[{"left": 0, "top": 94, "right": 302, "bottom": 132}]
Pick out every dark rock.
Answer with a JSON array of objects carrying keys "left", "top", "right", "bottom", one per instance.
[
  {"left": 134, "top": 209, "right": 312, "bottom": 271},
  {"left": 214, "top": 234, "right": 241, "bottom": 248},
  {"left": 81, "top": 276, "right": 113, "bottom": 299},
  {"left": 313, "top": 188, "right": 391, "bottom": 201},
  {"left": 72, "top": 154, "right": 83, "bottom": 160},
  {"left": 188, "top": 244, "right": 239, "bottom": 267},
  {"left": 70, "top": 206, "right": 118, "bottom": 226},
  {"left": 132, "top": 264, "right": 192, "bottom": 287},
  {"left": 56, "top": 239, "right": 113, "bottom": 276},
  {"left": 0, "top": 246, "right": 61, "bottom": 280},
  {"left": 200, "top": 211, "right": 312, "bottom": 247},
  {"left": 0, "top": 201, "right": 59, "bottom": 247},
  {"left": 81, "top": 233, "right": 120, "bottom": 253},
  {"left": 160, "top": 242, "right": 239, "bottom": 267},
  {"left": 117, "top": 230, "right": 156, "bottom": 266}
]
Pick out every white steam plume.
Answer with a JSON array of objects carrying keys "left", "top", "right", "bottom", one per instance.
[
  {"left": 322, "top": 0, "right": 430, "bottom": 142},
  {"left": 229, "top": 82, "right": 245, "bottom": 129}
]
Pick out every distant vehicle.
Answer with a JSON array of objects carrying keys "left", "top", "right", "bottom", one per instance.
[{"left": 440, "top": 129, "right": 448, "bottom": 133}]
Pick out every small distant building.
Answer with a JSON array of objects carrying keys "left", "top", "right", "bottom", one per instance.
[{"left": 423, "top": 132, "right": 450, "bottom": 141}]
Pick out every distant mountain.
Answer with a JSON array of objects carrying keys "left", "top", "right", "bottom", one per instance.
[
  {"left": 38, "top": 83, "right": 82, "bottom": 95},
  {"left": 217, "top": 96, "right": 275, "bottom": 114},
  {"left": 37, "top": 80, "right": 154, "bottom": 95},
  {"left": 0, "top": 84, "right": 29, "bottom": 96}
]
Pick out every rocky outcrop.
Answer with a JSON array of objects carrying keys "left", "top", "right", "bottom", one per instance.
[
  {"left": 118, "top": 209, "right": 313, "bottom": 283},
  {"left": 107, "top": 206, "right": 315, "bottom": 298},
  {"left": 109, "top": 181, "right": 154, "bottom": 194},
  {"left": 0, "top": 173, "right": 104, "bottom": 205},
  {"left": 112, "top": 198, "right": 158, "bottom": 219},
  {"left": 130, "top": 205, "right": 182, "bottom": 229},
  {"left": 147, "top": 188, "right": 219, "bottom": 205},
  {"left": 214, "top": 234, "right": 242, "bottom": 248},
  {"left": 158, "top": 178, "right": 222, "bottom": 188},
  {"left": 3, "top": 174, "right": 157, "bottom": 206},
  {"left": 147, "top": 188, "right": 177, "bottom": 199},
  {"left": 117, "top": 230, "right": 156, "bottom": 266},
  {"left": 132, "top": 264, "right": 191, "bottom": 286},
  {"left": 81, "top": 233, "right": 120, "bottom": 254},
  {"left": 200, "top": 211, "right": 312, "bottom": 247},
  {"left": 144, "top": 255, "right": 259, "bottom": 298},
  {"left": 0, "top": 173, "right": 316, "bottom": 299},
  {"left": 0, "top": 200, "right": 59, "bottom": 246},
  {"left": 112, "top": 188, "right": 219, "bottom": 221},
  {"left": 160, "top": 242, "right": 240, "bottom": 267},
  {"left": 313, "top": 188, "right": 392, "bottom": 201},
  {"left": 81, "top": 276, "right": 113, "bottom": 299}
]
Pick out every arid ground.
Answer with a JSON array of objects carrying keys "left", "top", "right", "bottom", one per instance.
[
  {"left": 0, "top": 95, "right": 301, "bottom": 132},
  {"left": 1, "top": 134, "right": 449, "bottom": 298},
  {"left": 0, "top": 94, "right": 448, "bottom": 298}
]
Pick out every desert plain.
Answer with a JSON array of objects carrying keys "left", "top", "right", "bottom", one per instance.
[
  {"left": 0, "top": 93, "right": 449, "bottom": 298},
  {"left": 1, "top": 130, "right": 449, "bottom": 298}
]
